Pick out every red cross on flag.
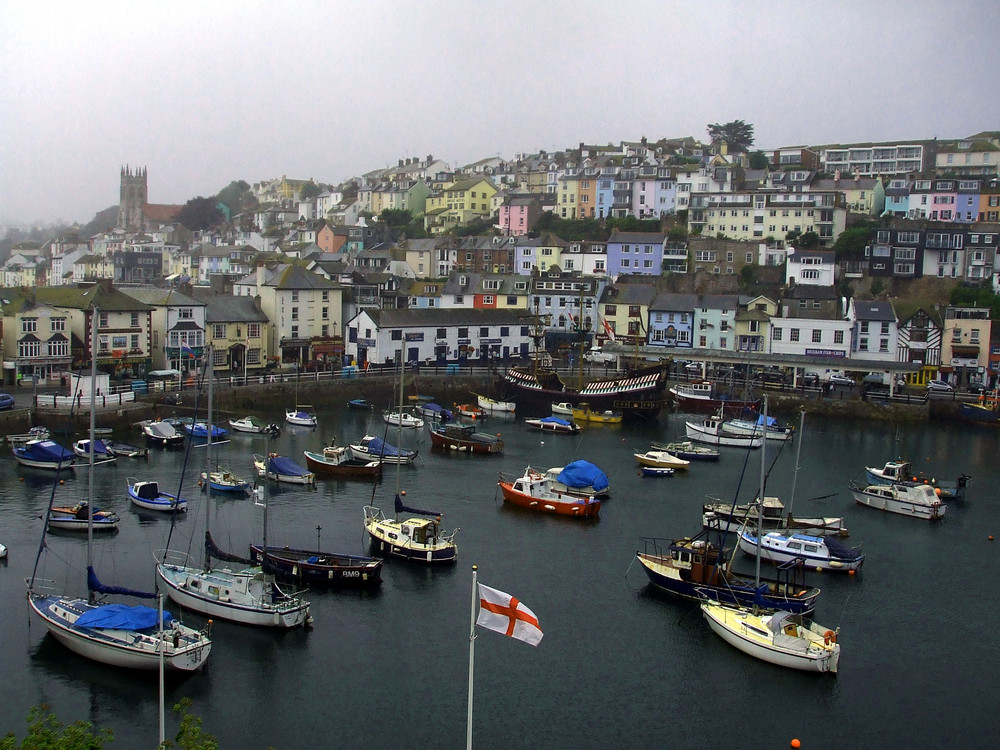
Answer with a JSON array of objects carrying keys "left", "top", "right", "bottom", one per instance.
[{"left": 476, "top": 583, "right": 543, "bottom": 646}]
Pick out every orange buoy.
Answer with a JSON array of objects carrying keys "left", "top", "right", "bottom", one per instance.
[
  {"left": 989, "top": 535, "right": 995, "bottom": 541},
  {"left": 401, "top": 490, "right": 406, "bottom": 496},
  {"left": 848, "top": 569, "right": 856, "bottom": 576},
  {"left": 791, "top": 740, "right": 801, "bottom": 749}
]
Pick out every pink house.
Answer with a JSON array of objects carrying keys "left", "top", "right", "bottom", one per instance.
[{"left": 498, "top": 196, "right": 541, "bottom": 236}]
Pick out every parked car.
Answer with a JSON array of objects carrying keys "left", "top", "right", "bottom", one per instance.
[
  {"left": 966, "top": 381, "right": 988, "bottom": 395},
  {"left": 862, "top": 373, "right": 886, "bottom": 386},
  {"left": 828, "top": 373, "right": 855, "bottom": 387},
  {"left": 926, "top": 379, "right": 954, "bottom": 393},
  {"left": 0, "top": 393, "right": 14, "bottom": 410}
]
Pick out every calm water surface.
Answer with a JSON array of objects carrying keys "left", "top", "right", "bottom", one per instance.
[{"left": 0, "top": 401, "right": 997, "bottom": 748}]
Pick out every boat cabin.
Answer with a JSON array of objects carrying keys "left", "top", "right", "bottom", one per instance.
[
  {"left": 876, "top": 461, "right": 914, "bottom": 482},
  {"left": 400, "top": 517, "right": 440, "bottom": 544}
]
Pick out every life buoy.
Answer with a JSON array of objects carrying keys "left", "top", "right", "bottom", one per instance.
[{"left": 823, "top": 630, "right": 836, "bottom": 645}]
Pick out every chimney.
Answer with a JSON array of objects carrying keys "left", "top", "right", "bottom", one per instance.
[
  {"left": 398, "top": 159, "right": 404, "bottom": 167},
  {"left": 256, "top": 262, "right": 266, "bottom": 289}
]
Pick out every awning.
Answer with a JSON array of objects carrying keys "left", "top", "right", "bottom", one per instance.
[
  {"left": 149, "top": 369, "right": 181, "bottom": 377},
  {"left": 952, "top": 345, "right": 980, "bottom": 355}
]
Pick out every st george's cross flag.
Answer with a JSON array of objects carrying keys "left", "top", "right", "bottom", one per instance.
[{"left": 476, "top": 584, "right": 543, "bottom": 646}]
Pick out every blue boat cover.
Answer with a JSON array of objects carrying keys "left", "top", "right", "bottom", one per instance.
[
  {"left": 75, "top": 603, "right": 174, "bottom": 630},
  {"left": 268, "top": 455, "right": 311, "bottom": 476},
  {"left": 823, "top": 535, "right": 862, "bottom": 561},
  {"left": 540, "top": 417, "right": 572, "bottom": 426},
  {"left": 365, "top": 437, "right": 415, "bottom": 458},
  {"left": 78, "top": 439, "right": 110, "bottom": 454},
  {"left": 22, "top": 440, "right": 74, "bottom": 462},
  {"left": 395, "top": 492, "right": 440, "bottom": 517},
  {"left": 557, "top": 460, "right": 610, "bottom": 492},
  {"left": 87, "top": 566, "right": 156, "bottom": 599}
]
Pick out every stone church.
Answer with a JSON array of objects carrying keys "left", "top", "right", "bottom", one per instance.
[{"left": 118, "top": 166, "right": 184, "bottom": 231}]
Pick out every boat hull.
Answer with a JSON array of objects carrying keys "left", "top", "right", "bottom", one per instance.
[
  {"left": 738, "top": 531, "right": 863, "bottom": 572},
  {"left": 850, "top": 487, "right": 946, "bottom": 520},
  {"left": 249, "top": 545, "right": 382, "bottom": 588},
  {"left": 303, "top": 450, "right": 383, "bottom": 479},
  {"left": 428, "top": 430, "right": 504, "bottom": 454},
  {"left": 498, "top": 480, "right": 601, "bottom": 518},
  {"left": 363, "top": 508, "right": 458, "bottom": 564},
  {"left": 128, "top": 484, "right": 187, "bottom": 512},
  {"left": 686, "top": 421, "right": 763, "bottom": 448}
]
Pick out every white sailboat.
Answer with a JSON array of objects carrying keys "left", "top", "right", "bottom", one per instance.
[
  {"left": 156, "top": 349, "right": 312, "bottom": 628},
  {"left": 27, "top": 310, "right": 212, "bottom": 671},
  {"left": 285, "top": 365, "right": 318, "bottom": 427},
  {"left": 700, "top": 397, "right": 841, "bottom": 674}
]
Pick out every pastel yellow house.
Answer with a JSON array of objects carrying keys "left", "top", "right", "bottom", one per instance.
[
  {"left": 735, "top": 295, "right": 777, "bottom": 352},
  {"left": 424, "top": 178, "right": 497, "bottom": 234}
]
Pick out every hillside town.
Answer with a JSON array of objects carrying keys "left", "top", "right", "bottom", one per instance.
[{"left": 2, "top": 127, "right": 999, "bottom": 393}]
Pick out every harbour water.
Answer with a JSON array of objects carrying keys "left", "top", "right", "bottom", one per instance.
[{"left": 0, "top": 400, "right": 997, "bottom": 748}]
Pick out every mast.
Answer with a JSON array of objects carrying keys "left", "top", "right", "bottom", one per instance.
[
  {"left": 576, "top": 283, "right": 586, "bottom": 391},
  {"left": 87, "top": 308, "right": 98, "bottom": 604},
  {"left": 202, "top": 349, "right": 213, "bottom": 570},
  {"left": 754, "top": 396, "right": 767, "bottom": 588},
  {"left": 787, "top": 409, "right": 805, "bottom": 520}
]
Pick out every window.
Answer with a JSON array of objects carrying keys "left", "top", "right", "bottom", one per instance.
[
  {"left": 772, "top": 327, "right": 782, "bottom": 341},
  {"left": 131, "top": 334, "right": 140, "bottom": 351},
  {"left": 21, "top": 318, "right": 37, "bottom": 334},
  {"left": 482, "top": 295, "right": 494, "bottom": 305},
  {"left": 291, "top": 291, "right": 299, "bottom": 302},
  {"left": 291, "top": 307, "right": 298, "bottom": 321},
  {"left": 51, "top": 318, "right": 66, "bottom": 332},
  {"left": 179, "top": 308, "right": 193, "bottom": 319},
  {"left": 834, "top": 330, "right": 844, "bottom": 344},
  {"left": 790, "top": 328, "right": 800, "bottom": 342},
  {"left": 213, "top": 324, "right": 225, "bottom": 339},
  {"left": 291, "top": 325, "right": 298, "bottom": 338},
  {"left": 812, "top": 329, "right": 822, "bottom": 343},
  {"left": 248, "top": 323, "right": 261, "bottom": 339},
  {"left": 18, "top": 340, "right": 40, "bottom": 357},
  {"left": 391, "top": 330, "right": 402, "bottom": 340}
]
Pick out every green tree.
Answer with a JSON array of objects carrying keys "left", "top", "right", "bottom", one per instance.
[
  {"left": 215, "top": 180, "right": 254, "bottom": 217},
  {"left": 795, "top": 231, "right": 820, "bottom": 249},
  {"left": 870, "top": 278, "right": 886, "bottom": 296},
  {"left": 748, "top": 150, "right": 769, "bottom": 169},
  {"left": 163, "top": 698, "right": 218, "bottom": 750},
  {"left": 175, "top": 197, "right": 225, "bottom": 231},
  {"left": 298, "top": 181, "right": 322, "bottom": 201},
  {"left": 831, "top": 225, "right": 872, "bottom": 260},
  {"left": 706, "top": 120, "right": 755, "bottom": 153},
  {"left": 0, "top": 704, "right": 113, "bottom": 749},
  {"left": 379, "top": 209, "right": 413, "bottom": 227}
]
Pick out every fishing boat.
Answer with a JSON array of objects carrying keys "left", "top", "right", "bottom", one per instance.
[
  {"left": 302, "top": 441, "right": 383, "bottom": 480},
  {"left": 72, "top": 438, "right": 116, "bottom": 462},
  {"left": 103, "top": 440, "right": 148, "bottom": 458},
  {"left": 685, "top": 413, "right": 763, "bottom": 448},
  {"left": 652, "top": 440, "right": 720, "bottom": 461},
  {"left": 228, "top": 415, "right": 281, "bottom": 435},
  {"left": 141, "top": 420, "right": 185, "bottom": 447},
  {"left": 28, "top": 312, "right": 213, "bottom": 671},
  {"left": 200, "top": 467, "right": 250, "bottom": 493},
  {"left": 849, "top": 480, "right": 947, "bottom": 520},
  {"left": 700, "top": 602, "right": 840, "bottom": 674},
  {"left": 702, "top": 495, "right": 849, "bottom": 537},
  {"left": 633, "top": 449, "right": 690, "bottom": 470},
  {"left": 347, "top": 398, "right": 374, "bottom": 410},
  {"left": 157, "top": 350, "right": 312, "bottom": 629},
  {"left": 254, "top": 453, "right": 316, "bottom": 485},
  {"left": 185, "top": 422, "right": 229, "bottom": 441},
  {"left": 497, "top": 467, "right": 602, "bottom": 518},
  {"left": 417, "top": 402, "right": 453, "bottom": 422},
  {"left": 475, "top": 393, "right": 515, "bottom": 414},
  {"left": 349, "top": 435, "right": 417, "bottom": 465},
  {"left": 13, "top": 439, "right": 77, "bottom": 470},
  {"left": 864, "top": 459, "right": 969, "bottom": 500},
  {"left": 249, "top": 544, "right": 382, "bottom": 588},
  {"left": 960, "top": 390, "right": 1000, "bottom": 424},
  {"left": 524, "top": 416, "right": 581, "bottom": 435},
  {"left": 722, "top": 413, "right": 795, "bottom": 441},
  {"left": 285, "top": 408, "right": 318, "bottom": 428},
  {"left": 669, "top": 380, "right": 760, "bottom": 413},
  {"left": 454, "top": 403, "right": 487, "bottom": 420},
  {"left": 383, "top": 410, "right": 425, "bottom": 429},
  {"left": 544, "top": 461, "right": 611, "bottom": 498},
  {"left": 48, "top": 502, "right": 120, "bottom": 532},
  {"left": 6, "top": 426, "right": 50, "bottom": 445},
  {"left": 572, "top": 403, "right": 623, "bottom": 424},
  {"left": 738, "top": 529, "right": 864, "bottom": 572},
  {"left": 363, "top": 358, "right": 458, "bottom": 564},
  {"left": 127, "top": 478, "right": 188, "bottom": 512},
  {"left": 428, "top": 423, "right": 504, "bottom": 454}
]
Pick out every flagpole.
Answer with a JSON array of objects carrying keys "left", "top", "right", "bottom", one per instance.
[{"left": 467, "top": 564, "right": 478, "bottom": 750}]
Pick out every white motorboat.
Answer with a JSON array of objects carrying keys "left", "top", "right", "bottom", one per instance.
[
  {"left": 702, "top": 495, "right": 849, "bottom": 537},
  {"left": 700, "top": 602, "right": 840, "bottom": 674},
  {"left": 685, "top": 414, "right": 763, "bottom": 448},
  {"left": 141, "top": 420, "right": 185, "bottom": 447},
  {"left": 229, "top": 415, "right": 281, "bottom": 435},
  {"left": 127, "top": 478, "right": 188, "bottom": 512},
  {"left": 285, "top": 408, "right": 318, "bottom": 428},
  {"left": 849, "top": 480, "right": 947, "bottom": 520},
  {"left": 383, "top": 411, "right": 425, "bottom": 429},
  {"left": 349, "top": 435, "right": 417, "bottom": 465},
  {"left": 738, "top": 529, "right": 864, "bottom": 573},
  {"left": 475, "top": 393, "right": 515, "bottom": 413},
  {"left": 633, "top": 449, "right": 690, "bottom": 470},
  {"left": 721, "top": 415, "right": 794, "bottom": 441},
  {"left": 254, "top": 453, "right": 315, "bottom": 485},
  {"left": 551, "top": 402, "right": 574, "bottom": 416}
]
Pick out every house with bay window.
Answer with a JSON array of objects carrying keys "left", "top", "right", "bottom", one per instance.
[{"left": 121, "top": 287, "right": 205, "bottom": 372}]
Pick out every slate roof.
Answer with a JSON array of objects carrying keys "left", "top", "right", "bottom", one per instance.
[{"left": 852, "top": 300, "right": 896, "bottom": 321}]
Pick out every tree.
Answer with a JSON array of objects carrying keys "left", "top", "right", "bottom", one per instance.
[
  {"left": 0, "top": 704, "right": 113, "bottom": 749},
  {"left": 215, "top": 180, "right": 254, "bottom": 218},
  {"left": 298, "top": 181, "right": 322, "bottom": 201},
  {"left": 748, "top": 150, "right": 769, "bottom": 170},
  {"left": 831, "top": 225, "right": 872, "bottom": 260},
  {"left": 175, "top": 197, "right": 225, "bottom": 231},
  {"left": 706, "top": 120, "right": 755, "bottom": 153}
]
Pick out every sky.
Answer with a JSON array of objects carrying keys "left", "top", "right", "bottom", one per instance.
[{"left": 2, "top": 0, "right": 998, "bottom": 227}]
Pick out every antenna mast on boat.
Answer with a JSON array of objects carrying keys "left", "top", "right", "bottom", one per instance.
[
  {"left": 755, "top": 397, "right": 767, "bottom": 589},
  {"left": 786, "top": 409, "right": 805, "bottom": 521},
  {"left": 202, "top": 349, "right": 213, "bottom": 571},
  {"left": 87, "top": 308, "right": 98, "bottom": 604}
]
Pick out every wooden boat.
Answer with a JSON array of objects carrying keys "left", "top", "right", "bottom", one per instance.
[
  {"left": 229, "top": 415, "right": 281, "bottom": 435},
  {"left": 141, "top": 420, "right": 185, "bottom": 447},
  {"left": 127, "top": 478, "right": 188, "bottom": 512},
  {"left": 428, "top": 423, "right": 504, "bottom": 454},
  {"left": 6, "top": 426, "right": 50, "bottom": 445},
  {"left": 497, "top": 467, "right": 602, "bottom": 518},
  {"left": 302, "top": 443, "right": 383, "bottom": 480},
  {"left": 249, "top": 544, "right": 382, "bottom": 588},
  {"left": 72, "top": 438, "right": 116, "bottom": 462},
  {"left": 738, "top": 529, "right": 864, "bottom": 573},
  {"left": 254, "top": 453, "right": 315, "bottom": 485},
  {"left": 961, "top": 390, "right": 1000, "bottom": 424},
  {"left": 524, "top": 416, "right": 581, "bottom": 435},
  {"left": 363, "top": 494, "right": 458, "bottom": 564},
  {"left": 200, "top": 467, "right": 250, "bottom": 493},
  {"left": 13, "top": 439, "right": 76, "bottom": 470},
  {"left": 669, "top": 380, "right": 760, "bottom": 412},
  {"left": 475, "top": 393, "right": 515, "bottom": 414},
  {"left": 349, "top": 435, "right": 417, "bottom": 465},
  {"left": 702, "top": 496, "right": 849, "bottom": 537},
  {"left": 103, "top": 440, "right": 148, "bottom": 458},
  {"left": 48, "top": 501, "right": 120, "bottom": 532},
  {"left": 864, "top": 459, "right": 969, "bottom": 500},
  {"left": 544, "top": 461, "right": 610, "bottom": 498},
  {"left": 652, "top": 440, "right": 719, "bottom": 461},
  {"left": 454, "top": 403, "right": 487, "bottom": 420},
  {"left": 285, "top": 408, "right": 318, "bottom": 428},
  {"left": 849, "top": 480, "right": 946, "bottom": 520},
  {"left": 572, "top": 403, "right": 623, "bottom": 424},
  {"left": 634, "top": 450, "right": 690, "bottom": 470},
  {"left": 635, "top": 536, "right": 820, "bottom": 614},
  {"left": 686, "top": 413, "right": 763, "bottom": 448},
  {"left": 383, "top": 410, "right": 425, "bottom": 429},
  {"left": 700, "top": 601, "right": 840, "bottom": 674}
]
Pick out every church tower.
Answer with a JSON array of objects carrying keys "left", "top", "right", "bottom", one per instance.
[{"left": 119, "top": 166, "right": 148, "bottom": 230}]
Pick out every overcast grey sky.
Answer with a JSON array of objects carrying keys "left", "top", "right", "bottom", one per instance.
[{"left": 3, "top": 0, "right": 998, "bottom": 226}]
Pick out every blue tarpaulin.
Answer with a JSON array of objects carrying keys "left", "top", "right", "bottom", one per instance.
[
  {"left": 364, "top": 437, "right": 415, "bottom": 458},
  {"left": 557, "top": 460, "right": 610, "bottom": 492},
  {"left": 75, "top": 604, "right": 174, "bottom": 631},
  {"left": 269, "top": 455, "right": 311, "bottom": 477},
  {"left": 540, "top": 417, "right": 572, "bottom": 426}
]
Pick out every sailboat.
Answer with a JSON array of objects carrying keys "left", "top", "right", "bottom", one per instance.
[
  {"left": 699, "top": 398, "right": 841, "bottom": 674},
  {"left": 286, "top": 364, "right": 318, "bottom": 427},
  {"left": 363, "top": 355, "right": 458, "bottom": 563},
  {"left": 27, "top": 309, "right": 212, "bottom": 671},
  {"left": 156, "top": 349, "right": 312, "bottom": 628}
]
